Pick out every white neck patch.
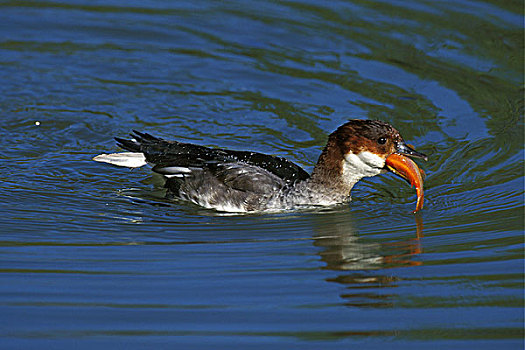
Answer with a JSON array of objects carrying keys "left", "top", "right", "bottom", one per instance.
[{"left": 342, "top": 150, "right": 386, "bottom": 185}]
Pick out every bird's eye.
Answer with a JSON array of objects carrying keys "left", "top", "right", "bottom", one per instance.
[{"left": 377, "top": 137, "right": 387, "bottom": 145}]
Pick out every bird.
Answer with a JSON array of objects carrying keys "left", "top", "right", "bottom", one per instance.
[{"left": 93, "top": 119, "right": 427, "bottom": 213}]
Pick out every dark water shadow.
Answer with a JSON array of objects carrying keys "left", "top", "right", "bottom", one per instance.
[{"left": 310, "top": 210, "right": 424, "bottom": 308}]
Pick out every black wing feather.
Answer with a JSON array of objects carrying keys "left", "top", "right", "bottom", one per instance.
[{"left": 116, "top": 130, "right": 310, "bottom": 183}]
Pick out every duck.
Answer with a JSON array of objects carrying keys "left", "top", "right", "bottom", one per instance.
[{"left": 93, "top": 119, "right": 427, "bottom": 213}]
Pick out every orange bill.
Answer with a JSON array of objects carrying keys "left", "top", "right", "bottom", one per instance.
[{"left": 385, "top": 153, "right": 424, "bottom": 213}]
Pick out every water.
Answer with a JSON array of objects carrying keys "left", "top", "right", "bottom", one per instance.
[{"left": 1, "top": 0, "right": 523, "bottom": 349}]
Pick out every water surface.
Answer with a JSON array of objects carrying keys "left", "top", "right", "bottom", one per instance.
[{"left": 0, "top": 1, "right": 523, "bottom": 349}]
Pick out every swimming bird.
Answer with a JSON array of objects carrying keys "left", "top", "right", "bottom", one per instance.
[{"left": 93, "top": 119, "right": 427, "bottom": 213}]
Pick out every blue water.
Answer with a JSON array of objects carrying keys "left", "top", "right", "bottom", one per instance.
[{"left": 1, "top": 1, "right": 523, "bottom": 349}]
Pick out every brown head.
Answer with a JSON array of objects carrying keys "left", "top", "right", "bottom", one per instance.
[{"left": 311, "top": 119, "right": 427, "bottom": 192}]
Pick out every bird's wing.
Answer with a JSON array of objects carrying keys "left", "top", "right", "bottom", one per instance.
[
  {"left": 115, "top": 130, "right": 310, "bottom": 184},
  {"left": 153, "top": 161, "right": 286, "bottom": 195}
]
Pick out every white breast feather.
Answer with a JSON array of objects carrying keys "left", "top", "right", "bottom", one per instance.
[{"left": 343, "top": 151, "right": 385, "bottom": 184}]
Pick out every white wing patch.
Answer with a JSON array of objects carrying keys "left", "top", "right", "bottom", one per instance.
[
  {"left": 92, "top": 152, "right": 147, "bottom": 168},
  {"left": 157, "top": 166, "right": 192, "bottom": 174},
  {"left": 153, "top": 165, "right": 193, "bottom": 178}
]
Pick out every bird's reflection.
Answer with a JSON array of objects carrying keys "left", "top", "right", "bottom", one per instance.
[{"left": 311, "top": 210, "right": 424, "bottom": 308}]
